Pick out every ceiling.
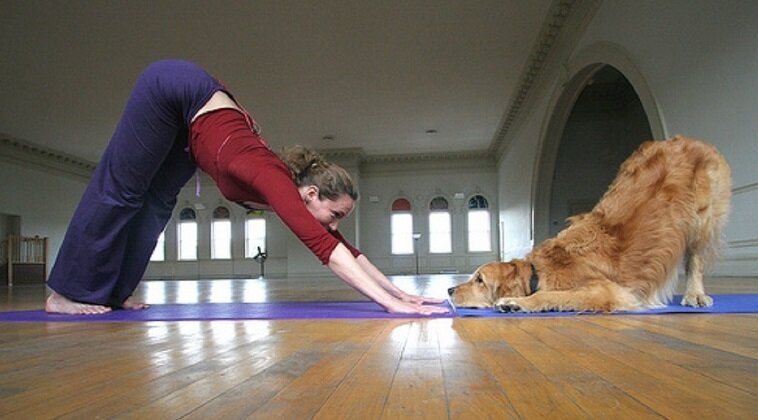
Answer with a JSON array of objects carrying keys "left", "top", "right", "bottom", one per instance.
[{"left": 1, "top": 0, "right": 553, "bottom": 163}]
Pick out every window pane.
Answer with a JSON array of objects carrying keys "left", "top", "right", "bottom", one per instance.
[
  {"left": 429, "top": 212, "right": 451, "bottom": 253},
  {"left": 468, "top": 195, "right": 489, "bottom": 209},
  {"left": 213, "top": 206, "right": 230, "bottom": 219},
  {"left": 245, "top": 218, "right": 267, "bottom": 258},
  {"left": 391, "top": 198, "right": 412, "bottom": 211},
  {"left": 211, "top": 220, "right": 232, "bottom": 259},
  {"left": 150, "top": 231, "right": 165, "bottom": 261},
  {"left": 429, "top": 196, "right": 448, "bottom": 210},
  {"left": 178, "top": 221, "right": 197, "bottom": 260},
  {"left": 391, "top": 213, "right": 413, "bottom": 254},
  {"left": 179, "top": 208, "right": 196, "bottom": 220},
  {"left": 468, "top": 210, "right": 491, "bottom": 252}
]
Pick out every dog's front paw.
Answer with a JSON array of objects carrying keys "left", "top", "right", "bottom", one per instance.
[
  {"left": 495, "top": 298, "right": 522, "bottom": 313},
  {"left": 681, "top": 293, "right": 713, "bottom": 308}
]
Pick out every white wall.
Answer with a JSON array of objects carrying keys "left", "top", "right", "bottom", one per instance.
[
  {"left": 144, "top": 158, "right": 498, "bottom": 279},
  {"left": 0, "top": 160, "right": 86, "bottom": 276},
  {"left": 145, "top": 157, "right": 362, "bottom": 279},
  {"left": 498, "top": 121, "right": 540, "bottom": 261},
  {"left": 0, "top": 152, "right": 493, "bottom": 281},
  {"left": 497, "top": 0, "right": 758, "bottom": 275},
  {"left": 143, "top": 174, "right": 292, "bottom": 280},
  {"left": 360, "top": 162, "right": 498, "bottom": 275}
]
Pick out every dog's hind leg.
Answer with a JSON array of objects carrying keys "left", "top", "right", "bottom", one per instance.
[
  {"left": 682, "top": 249, "right": 712, "bottom": 307},
  {"left": 681, "top": 154, "right": 730, "bottom": 308},
  {"left": 681, "top": 199, "right": 712, "bottom": 307},
  {"left": 494, "top": 282, "right": 639, "bottom": 313}
]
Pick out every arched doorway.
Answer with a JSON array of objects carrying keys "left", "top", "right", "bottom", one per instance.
[{"left": 538, "top": 65, "right": 653, "bottom": 238}]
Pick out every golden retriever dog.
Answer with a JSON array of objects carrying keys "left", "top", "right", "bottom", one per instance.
[{"left": 448, "top": 136, "right": 731, "bottom": 313}]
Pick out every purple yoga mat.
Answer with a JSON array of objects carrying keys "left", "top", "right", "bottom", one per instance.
[
  {"left": 0, "top": 295, "right": 755, "bottom": 322},
  {"left": 0, "top": 301, "right": 455, "bottom": 322},
  {"left": 454, "top": 294, "right": 758, "bottom": 317}
]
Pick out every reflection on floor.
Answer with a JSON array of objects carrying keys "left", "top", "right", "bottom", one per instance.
[
  {"left": 0, "top": 275, "right": 756, "bottom": 418},
  {"left": 2, "top": 274, "right": 755, "bottom": 311}
]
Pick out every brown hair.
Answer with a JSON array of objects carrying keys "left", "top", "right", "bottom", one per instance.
[{"left": 278, "top": 145, "right": 359, "bottom": 201}]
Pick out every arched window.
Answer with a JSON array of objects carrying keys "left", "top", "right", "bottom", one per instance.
[
  {"left": 211, "top": 206, "right": 232, "bottom": 259},
  {"left": 429, "top": 196, "right": 451, "bottom": 253},
  {"left": 150, "top": 230, "right": 166, "bottom": 262},
  {"left": 391, "top": 198, "right": 413, "bottom": 255},
  {"left": 245, "top": 210, "right": 267, "bottom": 258},
  {"left": 178, "top": 208, "right": 197, "bottom": 260},
  {"left": 468, "top": 195, "right": 491, "bottom": 252}
]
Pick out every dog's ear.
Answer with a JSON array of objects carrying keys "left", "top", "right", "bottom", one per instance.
[
  {"left": 492, "top": 261, "right": 518, "bottom": 299},
  {"left": 512, "top": 259, "right": 534, "bottom": 296}
]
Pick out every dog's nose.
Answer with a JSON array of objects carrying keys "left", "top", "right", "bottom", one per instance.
[{"left": 447, "top": 287, "right": 456, "bottom": 296}]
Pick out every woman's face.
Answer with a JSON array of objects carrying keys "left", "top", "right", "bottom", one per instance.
[{"left": 300, "top": 186, "right": 355, "bottom": 231}]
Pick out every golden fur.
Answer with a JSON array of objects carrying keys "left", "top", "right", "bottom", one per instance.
[{"left": 449, "top": 136, "right": 731, "bottom": 312}]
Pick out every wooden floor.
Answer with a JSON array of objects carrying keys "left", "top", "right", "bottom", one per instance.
[{"left": 1, "top": 275, "right": 756, "bottom": 419}]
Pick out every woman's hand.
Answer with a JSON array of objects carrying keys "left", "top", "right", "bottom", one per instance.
[
  {"left": 384, "top": 299, "right": 450, "bottom": 315},
  {"left": 353, "top": 256, "right": 448, "bottom": 307},
  {"left": 396, "top": 291, "right": 446, "bottom": 305},
  {"left": 328, "top": 247, "right": 449, "bottom": 316}
]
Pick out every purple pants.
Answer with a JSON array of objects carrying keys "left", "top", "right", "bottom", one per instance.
[{"left": 47, "top": 60, "right": 224, "bottom": 305}]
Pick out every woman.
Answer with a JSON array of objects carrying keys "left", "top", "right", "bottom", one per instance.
[{"left": 45, "top": 59, "right": 447, "bottom": 316}]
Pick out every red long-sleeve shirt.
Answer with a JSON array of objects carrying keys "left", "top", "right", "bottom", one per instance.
[{"left": 189, "top": 108, "right": 361, "bottom": 264}]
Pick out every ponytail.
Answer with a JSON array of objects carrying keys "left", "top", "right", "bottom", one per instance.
[{"left": 278, "top": 145, "right": 358, "bottom": 201}]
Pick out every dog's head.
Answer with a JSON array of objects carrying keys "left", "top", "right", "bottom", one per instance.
[{"left": 447, "top": 260, "right": 533, "bottom": 308}]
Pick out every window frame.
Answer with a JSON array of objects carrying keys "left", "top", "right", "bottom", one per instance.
[
  {"left": 390, "top": 197, "right": 414, "bottom": 255},
  {"left": 428, "top": 196, "right": 452, "bottom": 254},
  {"left": 211, "top": 206, "right": 232, "bottom": 260},
  {"left": 245, "top": 213, "right": 267, "bottom": 259},
  {"left": 391, "top": 211, "right": 415, "bottom": 255},
  {"left": 467, "top": 195, "right": 492, "bottom": 253}
]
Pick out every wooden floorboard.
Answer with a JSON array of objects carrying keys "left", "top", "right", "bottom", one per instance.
[
  {"left": 0, "top": 275, "right": 756, "bottom": 418},
  {"left": 379, "top": 320, "right": 447, "bottom": 419},
  {"left": 314, "top": 321, "right": 409, "bottom": 419},
  {"left": 483, "top": 319, "right": 660, "bottom": 418},
  {"left": 565, "top": 318, "right": 756, "bottom": 417}
]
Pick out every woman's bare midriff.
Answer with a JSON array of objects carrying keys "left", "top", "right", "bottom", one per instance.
[{"left": 192, "top": 91, "right": 242, "bottom": 123}]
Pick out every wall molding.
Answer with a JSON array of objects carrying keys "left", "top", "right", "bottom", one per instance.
[
  {"left": 1, "top": 132, "right": 496, "bottom": 182},
  {"left": 0, "top": 133, "right": 95, "bottom": 181},
  {"left": 489, "top": 0, "right": 575, "bottom": 155},
  {"left": 360, "top": 151, "right": 496, "bottom": 176},
  {"left": 489, "top": 0, "right": 602, "bottom": 159},
  {"left": 733, "top": 182, "right": 758, "bottom": 195},
  {"left": 721, "top": 238, "right": 758, "bottom": 269},
  {"left": 727, "top": 238, "right": 758, "bottom": 249},
  {"left": 363, "top": 149, "right": 494, "bottom": 164},
  {"left": 320, "top": 146, "right": 496, "bottom": 176},
  {"left": 320, "top": 147, "right": 494, "bottom": 165}
]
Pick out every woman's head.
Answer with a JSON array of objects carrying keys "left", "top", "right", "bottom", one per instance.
[{"left": 279, "top": 145, "right": 359, "bottom": 230}]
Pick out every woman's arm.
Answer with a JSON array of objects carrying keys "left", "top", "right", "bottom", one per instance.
[
  {"left": 197, "top": 112, "right": 446, "bottom": 315},
  {"left": 328, "top": 245, "right": 448, "bottom": 315},
  {"left": 355, "top": 255, "right": 445, "bottom": 304}
]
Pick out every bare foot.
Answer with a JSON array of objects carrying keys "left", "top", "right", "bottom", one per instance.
[
  {"left": 121, "top": 296, "right": 149, "bottom": 311},
  {"left": 45, "top": 292, "right": 112, "bottom": 315}
]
